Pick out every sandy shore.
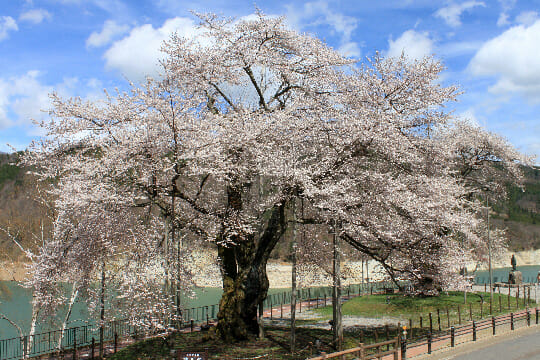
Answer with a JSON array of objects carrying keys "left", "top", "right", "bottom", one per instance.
[{"left": 2, "top": 248, "right": 538, "bottom": 284}]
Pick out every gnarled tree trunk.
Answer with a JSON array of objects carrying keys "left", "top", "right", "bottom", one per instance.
[{"left": 215, "top": 186, "right": 287, "bottom": 341}]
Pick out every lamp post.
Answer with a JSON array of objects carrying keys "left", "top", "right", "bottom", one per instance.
[{"left": 487, "top": 194, "right": 493, "bottom": 307}]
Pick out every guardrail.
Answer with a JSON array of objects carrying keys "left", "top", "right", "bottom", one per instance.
[{"left": 402, "top": 307, "right": 539, "bottom": 359}]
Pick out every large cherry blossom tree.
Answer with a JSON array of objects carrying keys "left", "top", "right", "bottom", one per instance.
[{"left": 23, "top": 10, "right": 531, "bottom": 341}]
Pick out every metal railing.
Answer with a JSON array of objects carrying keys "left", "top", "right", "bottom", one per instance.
[
  {"left": 403, "top": 307, "right": 539, "bottom": 358},
  {"left": 1, "top": 281, "right": 399, "bottom": 359},
  {"left": 0, "top": 319, "right": 136, "bottom": 360}
]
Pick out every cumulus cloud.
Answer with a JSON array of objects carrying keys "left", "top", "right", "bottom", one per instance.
[
  {"left": 19, "top": 8, "right": 52, "bottom": 24},
  {"left": 0, "top": 71, "right": 52, "bottom": 129},
  {"left": 103, "top": 17, "right": 200, "bottom": 81},
  {"left": 515, "top": 11, "right": 539, "bottom": 26},
  {"left": 87, "top": 20, "right": 129, "bottom": 48},
  {"left": 0, "top": 16, "right": 18, "bottom": 41},
  {"left": 286, "top": 1, "right": 361, "bottom": 58},
  {"left": 469, "top": 20, "right": 540, "bottom": 101},
  {"left": 387, "top": 30, "right": 433, "bottom": 59},
  {"left": 435, "top": 1, "right": 485, "bottom": 27},
  {"left": 0, "top": 71, "right": 90, "bottom": 132}
]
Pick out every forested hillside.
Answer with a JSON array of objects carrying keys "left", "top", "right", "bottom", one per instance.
[
  {"left": 492, "top": 165, "right": 540, "bottom": 250},
  {"left": 0, "top": 152, "right": 52, "bottom": 261},
  {"left": 0, "top": 151, "right": 539, "bottom": 261}
]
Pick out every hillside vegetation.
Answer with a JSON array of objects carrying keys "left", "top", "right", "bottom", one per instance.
[
  {"left": 0, "top": 152, "right": 539, "bottom": 262},
  {"left": 0, "top": 152, "right": 52, "bottom": 262},
  {"left": 492, "top": 165, "right": 540, "bottom": 250}
]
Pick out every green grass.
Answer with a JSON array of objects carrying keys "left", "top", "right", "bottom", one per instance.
[
  {"left": 313, "top": 291, "right": 537, "bottom": 328},
  {"left": 107, "top": 291, "right": 538, "bottom": 359}
]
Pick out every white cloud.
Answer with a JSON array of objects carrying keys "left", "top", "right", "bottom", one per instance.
[
  {"left": 515, "top": 11, "right": 539, "bottom": 26},
  {"left": 435, "top": 1, "right": 485, "bottom": 27},
  {"left": 338, "top": 42, "right": 361, "bottom": 58},
  {"left": 497, "top": 0, "right": 516, "bottom": 27},
  {"left": 0, "top": 71, "right": 52, "bottom": 129},
  {"left": 387, "top": 30, "right": 433, "bottom": 59},
  {"left": 439, "top": 40, "right": 483, "bottom": 57},
  {"left": 0, "top": 71, "right": 89, "bottom": 132},
  {"left": 87, "top": 20, "right": 129, "bottom": 48},
  {"left": 469, "top": 20, "right": 540, "bottom": 102},
  {"left": 19, "top": 9, "right": 52, "bottom": 24},
  {"left": 103, "top": 17, "right": 200, "bottom": 81},
  {"left": 497, "top": 12, "right": 510, "bottom": 26},
  {"left": 0, "top": 16, "right": 18, "bottom": 41},
  {"left": 285, "top": 1, "right": 361, "bottom": 58}
]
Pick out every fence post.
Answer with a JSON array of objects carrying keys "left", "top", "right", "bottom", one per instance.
[
  {"left": 400, "top": 326, "right": 407, "bottom": 360},
  {"left": 73, "top": 328, "right": 77, "bottom": 360},
  {"left": 114, "top": 332, "right": 118, "bottom": 353},
  {"left": 280, "top": 293, "right": 284, "bottom": 318},
  {"left": 511, "top": 313, "right": 514, "bottom": 331},
  {"left": 527, "top": 308, "right": 530, "bottom": 326},
  {"left": 480, "top": 301, "right": 484, "bottom": 318},
  {"left": 190, "top": 319, "right": 194, "bottom": 332},
  {"left": 458, "top": 305, "right": 461, "bottom": 325},
  {"left": 23, "top": 335, "right": 28, "bottom": 358},
  {"left": 469, "top": 303, "right": 473, "bottom": 321},
  {"left": 427, "top": 331, "right": 432, "bottom": 354},
  {"left": 91, "top": 337, "right": 95, "bottom": 360},
  {"left": 536, "top": 308, "right": 539, "bottom": 325},
  {"left": 420, "top": 316, "right": 423, "bottom": 329},
  {"left": 492, "top": 316, "right": 496, "bottom": 335},
  {"left": 437, "top": 308, "right": 441, "bottom": 331},
  {"left": 499, "top": 295, "right": 502, "bottom": 313},
  {"left": 429, "top": 312, "right": 433, "bottom": 333},
  {"left": 359, "top": 343, "right": 365, "bottom": 360},
  {"left": 450, "top": 326, "right": 455, "bottom": 347}
]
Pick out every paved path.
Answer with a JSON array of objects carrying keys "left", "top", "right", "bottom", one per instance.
[{"left": 414, "top": 323, "right": 540, "bottom": 360}]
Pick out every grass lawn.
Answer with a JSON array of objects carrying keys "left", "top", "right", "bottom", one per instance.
[
  {"left": 313, "top": 291, "right": 537, "bottom": 330},
  {"left": 108, "top": 291, "right": 537, "bottom": 359}
]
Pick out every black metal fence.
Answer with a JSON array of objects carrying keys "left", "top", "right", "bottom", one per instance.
[
  {"left": 1, "top": 281, "right": 398, "bottom": 360},
  {"left": 0, "top": 318, "right": 136, "bottom": 360},
  {"left": 403, "top": 307, "right": 539, "bottom": 358}
]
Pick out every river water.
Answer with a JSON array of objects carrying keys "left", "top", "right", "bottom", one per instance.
[
  {"left": 473, "top": 265, "right": 540, "bottom": 284},
  {"left": 0, "top": 282, "right": 292, "bottom": 341}
]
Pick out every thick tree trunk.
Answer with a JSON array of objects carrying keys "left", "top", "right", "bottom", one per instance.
[{"left": 215, "top": 186, "right": 287, "bottom": 341}]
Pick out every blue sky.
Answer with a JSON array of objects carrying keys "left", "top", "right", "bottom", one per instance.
[{"left": 0, "top": 0, "right": 539, "bottom": 162}]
